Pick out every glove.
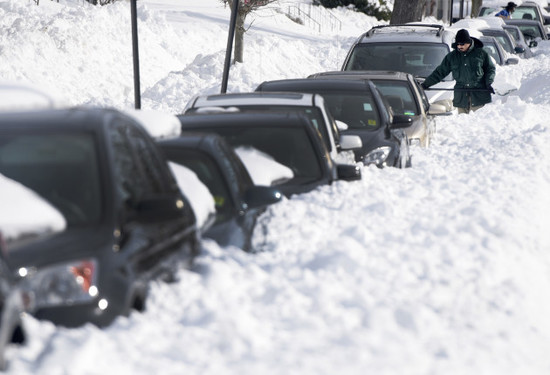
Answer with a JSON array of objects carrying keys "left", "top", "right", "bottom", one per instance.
[
  {"left": 420, "top": 82, "right": 428, "bottom": 90},
  {"left": 487, "top": 85, "right": 495, "bottom": 94}
]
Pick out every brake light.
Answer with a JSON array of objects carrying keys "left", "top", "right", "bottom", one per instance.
[{"left": 70, "top": 260, "right": 95, "bottom": 293}]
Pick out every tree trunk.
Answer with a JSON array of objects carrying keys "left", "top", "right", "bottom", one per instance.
[
  {"left": 471, "top": 0, "right": 483, "bottom": 18},
  {"left": 234, "top": 12, "right": 245, "bottom": 63},
  {"left": 390, "top": 0, "right": 424, "bottom": 24}
]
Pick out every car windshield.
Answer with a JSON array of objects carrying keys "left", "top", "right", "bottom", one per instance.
[
  {"left": 371, "top": 80, "right": 418, "bottom": 115},
  {"left": 483, "top": 43, "right": 502, "bottom": 65},
  {"left": 344, "top": 42, "right": 451, "bottom": 79},
  {"left": 194, "top": 105, "right": 333, "bottom": 153},
  {"left": 0, "top": 132, "right": 102, "bottom": 226},
  {"left": 199, "top": 126, "right": 323, "bottom": 185},
  {"left": 515, "top": 7, "right": 538, "bottom": 21},
  {"left": 516, "top": 24, "right": 543, "bottom": 40},
  {"left": 318, "top": 93, "right": 381, "bottom": 130}
]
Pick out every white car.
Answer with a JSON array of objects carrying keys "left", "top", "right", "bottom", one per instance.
[{"left": 183, "top": 92, "right": 363, "bottom": 164}]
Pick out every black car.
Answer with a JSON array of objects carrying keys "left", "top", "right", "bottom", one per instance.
[
  {"left": 0, "top": 107, "right": 199, "bottom": 328},
  {"left": 479, "top": 35, "right": 520, "bottom": 66},
  {"left": 177, "top": 111, "right": 361, "bottom": 197},
  {"left": 255, "top": 78, "right": 412, "bottom": 168},
  {"left": 157, "top": 133, "right": 282, "bottom": 252}
]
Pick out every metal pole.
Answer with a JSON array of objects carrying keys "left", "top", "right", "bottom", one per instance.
[
  {"left": 459, "top": 0, "right": 464, "bottom": 19},
  {"left": 450, "top": 0, "right": 454, "bottom": 24},
  {"left": 131, "top": 0, "right": 141, "bottom": 109},
  {"left": 221, "top": 0, "right": 239, "bottom": 94}
]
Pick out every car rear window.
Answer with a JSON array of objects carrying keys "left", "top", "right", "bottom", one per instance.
[
  {"left": 194, "top": 126, "right": 323, "bottom": 185},
  {"left": 344, "top": 42, "right": 450, "bottom": 79},
  {"left": 0, "top": 132, "right": 102, "bottom": 226}
]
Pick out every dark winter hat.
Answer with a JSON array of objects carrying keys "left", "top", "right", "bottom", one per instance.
[
  {"left": 455, "top": 29, "right": 471, "bottom": 44},
  {"left": 503, "top": 2, "right": 517, "bottom": 9}
]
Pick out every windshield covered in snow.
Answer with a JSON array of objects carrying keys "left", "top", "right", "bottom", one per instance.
[{"left": 0, "top": 132, "right": 102, "bottom": 226}]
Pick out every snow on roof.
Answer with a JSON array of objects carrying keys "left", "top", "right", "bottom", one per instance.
[
  {"left": 0, "top": 81, "right": 69, "bottom": 112},
  {"left": 0, "top": 173, "right": 66, "bottom": 242},
  {"left": 123, "top": 109, "right": 181, "bottom": 139}
]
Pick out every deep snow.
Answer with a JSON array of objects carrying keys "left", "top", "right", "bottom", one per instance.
[{"left": 1, "top": 0, "right": 550, "bottom": 374}]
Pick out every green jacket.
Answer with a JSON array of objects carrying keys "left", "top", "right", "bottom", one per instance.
[{"left": 423, "top": 37, "right": 496, "bottom": 108}]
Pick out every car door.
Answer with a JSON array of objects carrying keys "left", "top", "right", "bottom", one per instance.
[{"left": 107, "top": 119, "right": 196, "bottom": 279}]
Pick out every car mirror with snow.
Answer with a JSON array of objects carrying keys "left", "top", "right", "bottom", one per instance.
[{"left": 339, "top": 134, "right": 362, "bottom": 151}]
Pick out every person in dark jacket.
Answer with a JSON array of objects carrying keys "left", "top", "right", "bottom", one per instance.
[{"left": 421, "top": 29, "right": 496, "bottom": 114}]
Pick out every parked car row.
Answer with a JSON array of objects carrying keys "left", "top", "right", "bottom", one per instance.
[{"left": 2, "top": 8, "right": 538, "bottom": 367}]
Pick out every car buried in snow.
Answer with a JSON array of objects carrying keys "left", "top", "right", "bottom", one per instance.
[
  {"left": 340, "top": 23, "right": 456, "bottom": 111},
  {"left": 183, "top": 91, "right": 363, "bottom": 165},
  {"left": 255, "top": 78, "right": 413, "bottom": 168},
  {"left": 0, "top": 107, "right": 200, "bottom": 328},
  {"left": 177, "top": 110, "right": 362, "bottom": 197},
  {"left": 157, "top": 132, "right": 283, "bottom": 252},
  {"left": 307, "top": 70, "right": 450, "bottom": 147}
]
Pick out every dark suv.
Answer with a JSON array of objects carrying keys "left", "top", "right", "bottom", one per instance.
[{"left": 0, "top": 107, "right": 199, "bottom": 328}]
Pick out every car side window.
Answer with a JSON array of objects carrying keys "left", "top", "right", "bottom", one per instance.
[
  {"left": 167, "top": 148, "right": 235, "bottom": 221},
  {"left": 108, "top": 120, "right": 167, "bottom": 204}
]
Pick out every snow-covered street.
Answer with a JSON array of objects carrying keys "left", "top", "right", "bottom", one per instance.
[{"left": 1, "top": 0, "right": 550, "bottom": 373}]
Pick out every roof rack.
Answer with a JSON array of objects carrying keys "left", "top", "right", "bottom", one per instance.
[{"left": 366, "top": 24, "right": 444, "bottom": 37}]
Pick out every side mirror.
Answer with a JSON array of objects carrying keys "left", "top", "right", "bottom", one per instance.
[
  {"left": 335, "top": 120, "right": 348, "bottom": 131},
  {"left": 514, "top": 46, "right": 525, "bottom": 54},
  {"left": 339, "top": 134, "right": 362, "bottom": 151},
  {"left": 336, "top": 163, "right": 361, "bottom": 181},
  {"left": 243, "top": 186, "right": 282, "bottom": 209},
  {"left": 505, "top": 57, "right": 519, "bottom": 65},
  {"left": 133, "top": 195, "right": 185, "bottom": 223},
  {"left": 390, "top": 115, "right": 413, "bottom": 129},
  {"left": 428, "top": 103, "right": 452, "bottom": 116}
]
